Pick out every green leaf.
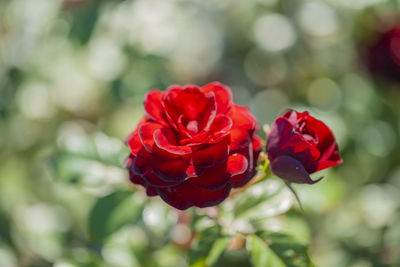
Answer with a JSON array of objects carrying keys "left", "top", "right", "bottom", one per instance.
[
  {"left": 189, "top": 222, "right": 222, "bottom": 266},
  {"left": 68, "top": 1, "right": 100, "bottom": 44},
  {"left": 248, "top": 235, "right": 286, "bottom": 267},
  {"left": 234, "top": 185, "right": 282, "bottom": 217},
  {"left": 88, "top": 190, "right": 144, "bottom": 242},
  {"left": 233, "top": 180, "right": 292, "bottom": 219},
  {"left": 255, "top": 231, "right": 314, "bottom": 267},
  {"left": 205, "top": 236, "right": 230, "bottom": 266},
  {"left": 52, "top": 132, "right": 129, "bottom": 185}
]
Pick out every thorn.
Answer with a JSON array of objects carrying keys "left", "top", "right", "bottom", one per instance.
[{"left": 285, "top": 182, "right": 304, "bottom": 211}]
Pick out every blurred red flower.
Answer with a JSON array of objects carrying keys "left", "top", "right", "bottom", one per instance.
[
  {"left": 63, "top": 0, "right": 89, "bottom": 9},
  {"left": 266, "top": 110, "right": 342, "bottom": 184},
  {"left": 125, "top": 82, "right": 262, "bottom": 210},
  {"left": 367, "top": 22, "right": 400, "bottom": 82}
]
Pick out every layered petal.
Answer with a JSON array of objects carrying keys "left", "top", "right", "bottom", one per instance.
[
  {"left": 153, "top": 128, "right": 191, "bottom": 156},
  {"left": 230, "top": 128, "right": 251, "bottom": 151},
  {"left": 188, "top": 162, "right": 231, "bottom": 190},
  {"left": 129, "top": 173, "right": 147, "bottom": 187},
  {"left": 230, "top": 137, "right": 261, "bottom": 188},
  {"left": 157, "top": 182, "right": 232, "bottom": 210},
  {"left": 139, "top": 122, "right": 191, "bottom": 159},
  {"left": 142, "top": 170, "right": 183, "bottom": 187},
  {"left": 152, "top": 157, "right": 189, "bottom": 182},
  {"left": 188, "top": 153, "right": 248, "bottom": 190},
  {"left": 227, "top": 104, "right": 258, "bottom": 151},
  {"left": 227, "top": 104, "right": 257, "bottom": 132},
  {"left": 130, "top": 154, "right": 182, "bottom": 187},
  {"left": 126, "top": 130, "right": 142, "bottom": 156},
  {"left": 138, "top": 122, "right": 164, "bottom": 153},
  {"left": 144, "top": 90, "right": 167, "bottom": 124},
  {"left": 266, "top": 116, "right": 320, "bottom": 173},
  {"left": 128, "top": 172, "right": 159, "bottom": 197},
  {"left": 208, "top": 115, "right": 233, "bottom": 141},
  {"left": 125, "top": 82, "right": 262, "bottom": 210},
  {"left": 125, "top": 117, "right": 148, "bottom": 156},
  {"left": 162, "top": 86, "right": 217, "bottom": 133},
  {"left": 316, "top": 142, "right": 343, "bottom": 172},
  {"left": 201, "top": 82, "right": 232, "bottom": 114},
  {"left": 182, "top": 115, "right": 232, "bottom": 145},
  {"left": 267, "top": 110, "right": 342, "bottom": 183},
  {"left": 191, "top": 136, "right": 230, "bottom": 168}
]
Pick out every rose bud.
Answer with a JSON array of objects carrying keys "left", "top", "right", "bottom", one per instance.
[
  {"left": 124, "top": 82, "right": 262, "bottom": 210},
  {"left": 366, "top": 21, "right": 400, "bottom": 82},
  {"left": 266, "top": 110, "right": 342, "bottom": 184}
]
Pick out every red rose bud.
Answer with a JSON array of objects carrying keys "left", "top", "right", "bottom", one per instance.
[
  {"left": 124, "top": 82, "right": 262, "bottom": 210},
  {"left": 366, "top": 22, "right": 400, "bottom": 82},
  {"left": 266, "top": 110, "right": 342, "bottom": 184}
]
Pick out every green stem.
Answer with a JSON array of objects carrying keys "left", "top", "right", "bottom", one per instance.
[{"left": 285, "top": 182, "right": 304, "bottom": 211}]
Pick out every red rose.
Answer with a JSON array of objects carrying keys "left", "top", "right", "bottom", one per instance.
[
  {"left": 366, "top": 22, "right": 400, "bottom": 82},
  {"left": 266, "top": 110, "right": 342, "bottom": 184},
  {"left": 124, "top": 82, "right": 262, "bottom": 210}
]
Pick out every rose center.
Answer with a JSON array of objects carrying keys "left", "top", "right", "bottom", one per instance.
[
  {"left": 186, "top": 120, "right": 199, "bottom": 135},
  {"left": 297, "top": 121, "right": 318, "bottom": 144}
]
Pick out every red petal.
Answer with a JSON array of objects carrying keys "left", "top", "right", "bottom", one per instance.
[
  {"left": 209, "top": 115, "right": 232, "bottom": 140},
  {"left": 186, "top": 164, "right": 207, "bottom": 177},
  {"left": 266, "top": 117, "right": 293, "bottom": 161},
  {"left": 153, "top": 128, "right": 192, "bottom": 156},
  {"left": 157, "top": 182, "right": 232, "bottom": 210},
  {"left": 231, "top": 136, "right": 262, "bottom": 188},
  {"left": 144, "top": 90, "right": 167, "bottom": 124},
  {"left": 283, "top": 110, "right": 310, "bottom": 124},
  {"left": 188, "top": 153, "right": 248, "bottom": 190},
  {"left": 152, "top": 158, "right": 189, "bottom": 182},
  {"left": 162, "top": 86, "right": 216, "bottom": 132},
  {"left": 128, "top": 171, "right": 160, "bottom": 197},
  {"left": 266, "top": 117, "right": 320, "bottom": 173},
  {"left": 304, "top": 115, "right": 338, "bottom": 154},
  {"left": 139, "top": 122, "right": 191, "bottom": 160},
  {"left": 125, "top": 117, "right": 148, "bottom": 155},
  {"left": 138, "top": 122, "right": 164, "bottom": 153},
  {"left": 191, "top": 136, "right": 229, "bottom": 168},
  {"left": 280, "top": 110, "right": 343, "bottom": 172},
  {"left": 132, "top": 151, "right": 187, "bottom": 184},
  {"left": 142, "top": 170, "right": 182, "bottom": 187},
  {"left": 316, "top": 142, "right": 343, "bottom": 172},
  {"left": 188, "top": 162, "right": 231, "bottom": 190},
  {"left": 176, "top": 114, "right": 192, "bottom": 139},
  {"left": 146, "top": 186, "right": 158, "bottom": 196},
  {"left": 230, "top": 151, "right": 253, "bottom": 188},
  {"left": 126, "top": 131, "right": 143, "bottom": 156},
  {"left": 129, "top": 172, "right": 146, "bottom": 187},
  {"left": 227, "top": 153, "right": 248, "bottom": 176},
  {"left": 123, "top": 154, "right": 134, "bottom": 169},
  {"left": 199, "top": 93, "right": 217, "bottom": 132},
  {"left": 231, "top": 172, "right": 252, "bottom": 188},
  {"left": 130, "top": 151, "right": 151, "bottom": 175},
  {"left": 230, "top": 129, "right": 251, "bottom": 151},
  {"left": 227, "top": 104, "right": 257, "bottom": 132},
  {"left": 182, "top": 114, "right": 232, "bottom": 145},
  {"left": 252, "top": 135, "right": 263, "bottom": 167},
  {"left": 201, "top": 82, "right": 232, "bottom": 114}
]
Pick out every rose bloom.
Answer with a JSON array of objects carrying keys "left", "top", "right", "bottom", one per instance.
[
  {"left": 266, "top": 110, "right": 342, "bottom": 184},
  {"left": 125, "top": 82, "right": 262, "bottom": 210},
  {"left": 366, "top": 21, "right": 400, "bottom": 82}
]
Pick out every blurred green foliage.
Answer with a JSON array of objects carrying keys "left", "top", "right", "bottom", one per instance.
[{"left": 1, "top": 0, "right": 400, "bottom": 266}]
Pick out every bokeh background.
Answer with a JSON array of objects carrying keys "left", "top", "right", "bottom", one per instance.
[{"left": 1, "top": 0, "right": 400, "bottom": 266}]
